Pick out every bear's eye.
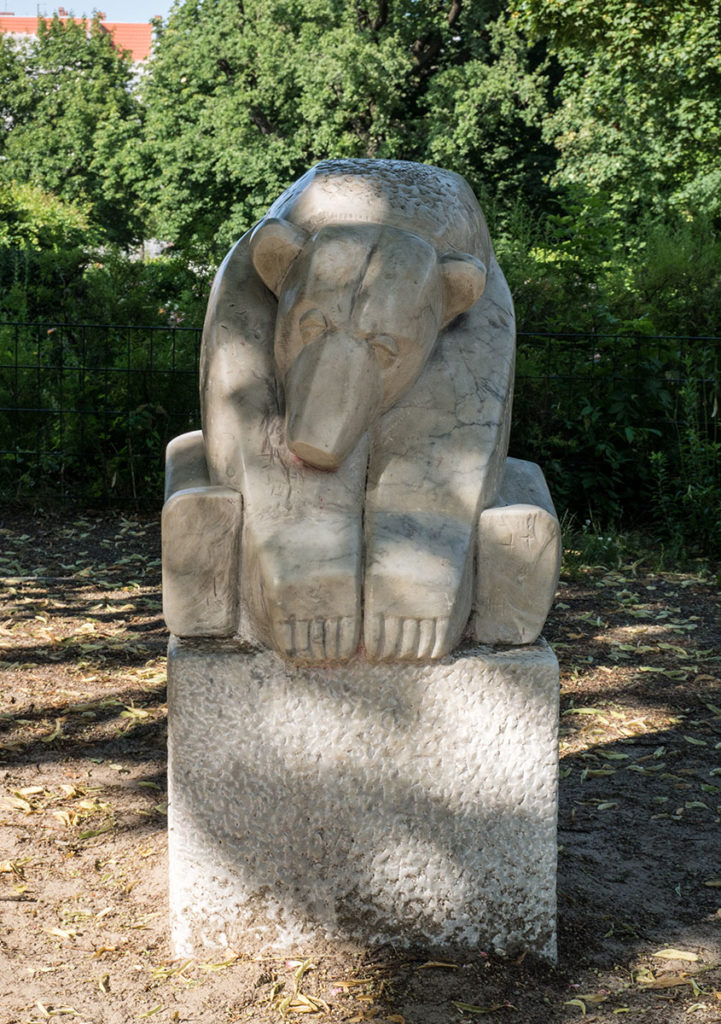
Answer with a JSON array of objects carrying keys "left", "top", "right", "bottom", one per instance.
[
  {"left": 371, "top": 335, "right": 399, "bottom": 369},
  {"left": 299, "top": 308, "right": 328, "bottom": 343}
]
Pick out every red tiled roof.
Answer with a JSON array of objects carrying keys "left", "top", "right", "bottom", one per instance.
[
  {"left": 0, "top": 14, "right": 152, "bottom": 61},
  {"left": 101, "top": 21, "right": 152, "bottom": 60}
]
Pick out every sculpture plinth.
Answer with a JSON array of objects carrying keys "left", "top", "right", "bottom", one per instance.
[
  {"left": 162, "top": 159, "right": 562, "bottom": 960},
  {"left": 168, "top": 638, "right": 559, "bottom": 960}
]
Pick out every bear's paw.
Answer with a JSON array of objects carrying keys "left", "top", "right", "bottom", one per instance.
[
  {"left": 271, "top": 614, "right": 360, "bottom": 663},
  {"left": 364, "top": 613, "right": 455, "bottom": 662}
]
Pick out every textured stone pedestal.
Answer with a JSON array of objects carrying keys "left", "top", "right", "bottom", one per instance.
[{"left": 167, "top": 637, "right": 559, "bottom": 960}]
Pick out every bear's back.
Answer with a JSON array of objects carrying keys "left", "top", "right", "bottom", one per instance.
[{"left": 267, "top": 160, "right": 492, "bottom": 266}]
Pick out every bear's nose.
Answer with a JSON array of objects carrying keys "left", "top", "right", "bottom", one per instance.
[{"left": 284, "top": 333, "right": 383, "bottom": 470}]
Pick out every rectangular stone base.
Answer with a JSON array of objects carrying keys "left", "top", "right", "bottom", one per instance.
[{"left": 167, "top": 638, "right": 559, "bottom": 960}]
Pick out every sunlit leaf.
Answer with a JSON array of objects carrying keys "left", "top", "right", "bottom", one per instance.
[
  {"left": 638, "top": 974, "right": 695, "bottom": 989},
  {"left": 652, "top": 948, "right": 699, "bottom": 962},
  {"left": 44, "top": 926, "right": 76, "bottom": 939},
  {"left": 564, "top": 998, "right": 587, "bottom": 1015}
]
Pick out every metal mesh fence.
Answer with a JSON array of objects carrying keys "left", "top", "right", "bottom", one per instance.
[
  {"left": 0, "top": 322, "right": 718, "bottom": 523},
  {"left": 0, "top": 321, "right": 201, "bottom": 505}
]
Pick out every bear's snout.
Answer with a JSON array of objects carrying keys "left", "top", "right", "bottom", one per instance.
[{"left": 284, "top": 333, "right": 383, "bottom": 470}]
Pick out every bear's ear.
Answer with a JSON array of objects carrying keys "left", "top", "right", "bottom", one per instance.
[
  {"left": 250, "top": 218, "right": 309, "bottom": 297},
  {"left": 439, "top": 252, "right": 487, "bottom": 326}
]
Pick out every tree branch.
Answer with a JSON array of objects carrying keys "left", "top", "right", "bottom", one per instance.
[
  {"left": 355, "top": 0, "right": 389, "bottom": 33},
  {"left": 411, "top": 0, "right": 460, "bottom": 76},
  {"left": 249, "top": 107, "right": 277, "bottom": 136},
  {"left": 371, "top": 0, "right": 388, "bottom": 31},
  {"left": 447, "top": 0, "right": 461, "bottom": 28}
]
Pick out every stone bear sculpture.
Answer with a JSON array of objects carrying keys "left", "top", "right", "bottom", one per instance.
[{"left": 162, "top": 159, "right": 561, "bottom": 662}]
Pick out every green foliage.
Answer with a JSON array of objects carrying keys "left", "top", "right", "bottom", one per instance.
[
  {"left": 510, "top": 333, "right": 721, "bottom": 557},
  {"left": 0, "top": 320, "right": 201, "bottom": 504},
  {"left": 495, "top": 199, "right": 721, "bottom": 340},
  {"left": 0, "top": 181, "right": 210, "bottom": 324},
  {"left": 140, "top": 0, "right": 551, "bottom": 258},
  {"left": 649, "top": 354, "right": 721, "bottom": 558},
  {"left": 421, "top": 12, "right": 554, "bottom": 213},
  {"left": 513, "top": 0, "right": 721, "bottom": 224},
  {"left": 0, "top": 17, "right": 143, "bottom": 244},
  {"left": 0, "top": 182, "right": 97, "bottom": 322}
]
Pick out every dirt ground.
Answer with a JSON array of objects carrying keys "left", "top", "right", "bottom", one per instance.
[{"left": 0, "top": 509, "right": 719, "bottom": 1024}]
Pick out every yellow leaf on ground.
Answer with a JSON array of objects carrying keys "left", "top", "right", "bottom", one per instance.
[
  {"left": 576, "top": 992, "right": 608, "bottom": 1005},
  {"left": 451, "top": 1002, "right": 516, "bottom": 1015},
  {"left": 565, "top": 998, "right": 587, "bottom": 1015},
  {"left": 0, "top": 858, "right": 28, "bottom": 875},
  {"left": 52, "top": 810, "right": 76, "bottom": 827},
  {"left": 43, "top": 926, "right": 77, "bottom": 940},
  {"left": 639, "top": 974, "right": 694, "bottom": 989},
  {"left": 652, "top": 948, "right": 700, "bottom": 962},
  {"left": 5, "top": 796, "right": 32, "bottom": 812},
  {"left": 41, "top": 719, "right": 65, "bottom": 743}
]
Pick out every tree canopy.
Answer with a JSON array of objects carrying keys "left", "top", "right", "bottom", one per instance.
[
  {"left": 139, "top": 0, "right": 551, "bottom": 257},
  {"left": 0, "top": 16, "right": 143, "bottom": 244},
  {"left": 513, "top": 0, "right": 721, "bottom": 223},
  {"left": 1, "top": 0, "right": 719, "bottom": 290}
]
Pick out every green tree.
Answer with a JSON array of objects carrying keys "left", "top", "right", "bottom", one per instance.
[
  {"left": 141, "top": 0, "right": 551, "bottom": 258},
  {"left": 421, "top": 11, "right": 555, "bottom": 215},
  {"left": 513, "top": 0, "right": 721, "bottom": 223},
  {"left": 0, "top": 16, "right": 143, "bottom": 244},
  {"left": 0, "top": 181, "right": 97, "bottom": 321}
]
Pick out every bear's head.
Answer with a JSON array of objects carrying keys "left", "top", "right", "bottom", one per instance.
[{"left": 250, "top": 218, "right": 486, "bottom": 470}]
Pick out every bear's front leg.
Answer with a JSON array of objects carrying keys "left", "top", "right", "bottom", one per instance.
[
  {"left": 201, "top": 233, "right": 369, "bottom": 662},
  {"left": 364, "top": 509, "right": 476, "bottom": 659},
  {"left": 240, "top": 427, "right": 369, "bottom": 662},
  {"left": 363, "top": 260, "right": 515, "bottom": 661}
]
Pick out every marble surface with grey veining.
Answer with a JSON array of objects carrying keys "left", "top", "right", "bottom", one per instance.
[{"left": 163, "top": 160, "right": 561, "bottom": 662}]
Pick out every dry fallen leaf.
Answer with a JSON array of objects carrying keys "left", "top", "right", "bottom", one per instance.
[
  {"left": 451, "top": 1002, "right": 517, "bottom": 1015},
  {"left": 43, "top": 926, "right": 77, "bottom": 940},
  {"left": 576, "top": 992, "right": 608, "bottom": 1006},
  {"left": 564, "top": 998, "right": 587, "bottom": 1015},
  {"left": 639, "top": 974, "right": 695, "bottom": 990},
  {"left": 652, "top": 948, "right": 700, "bottom": 962}
]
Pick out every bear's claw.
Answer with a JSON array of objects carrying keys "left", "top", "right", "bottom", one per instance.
[
  {"left": 365, "top": 614, "right": 451, "bottom": 662},
  {"left": 273, "top": 615, "right": 359, "bottom": 663}
]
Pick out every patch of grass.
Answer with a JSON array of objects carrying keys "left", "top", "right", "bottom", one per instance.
[{"left": 561, "top": 514, "right": 718, "bottom": 578}]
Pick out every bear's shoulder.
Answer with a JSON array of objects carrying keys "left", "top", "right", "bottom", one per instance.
[{"left": 266, "top": 159, "right": 491, "bottom": 261}]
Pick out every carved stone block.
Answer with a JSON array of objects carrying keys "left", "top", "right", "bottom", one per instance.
[{"left": 168, "top": 637, "right": 559, "bottom": 960}]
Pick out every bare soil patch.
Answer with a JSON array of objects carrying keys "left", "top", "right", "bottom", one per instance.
[{"left": 0, "top": 509, "right": 719, "bottom": 1024}]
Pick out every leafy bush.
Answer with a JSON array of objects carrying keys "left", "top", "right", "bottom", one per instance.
[{"left": 510, "top": 333, "right": 720, "bottom": 556}]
